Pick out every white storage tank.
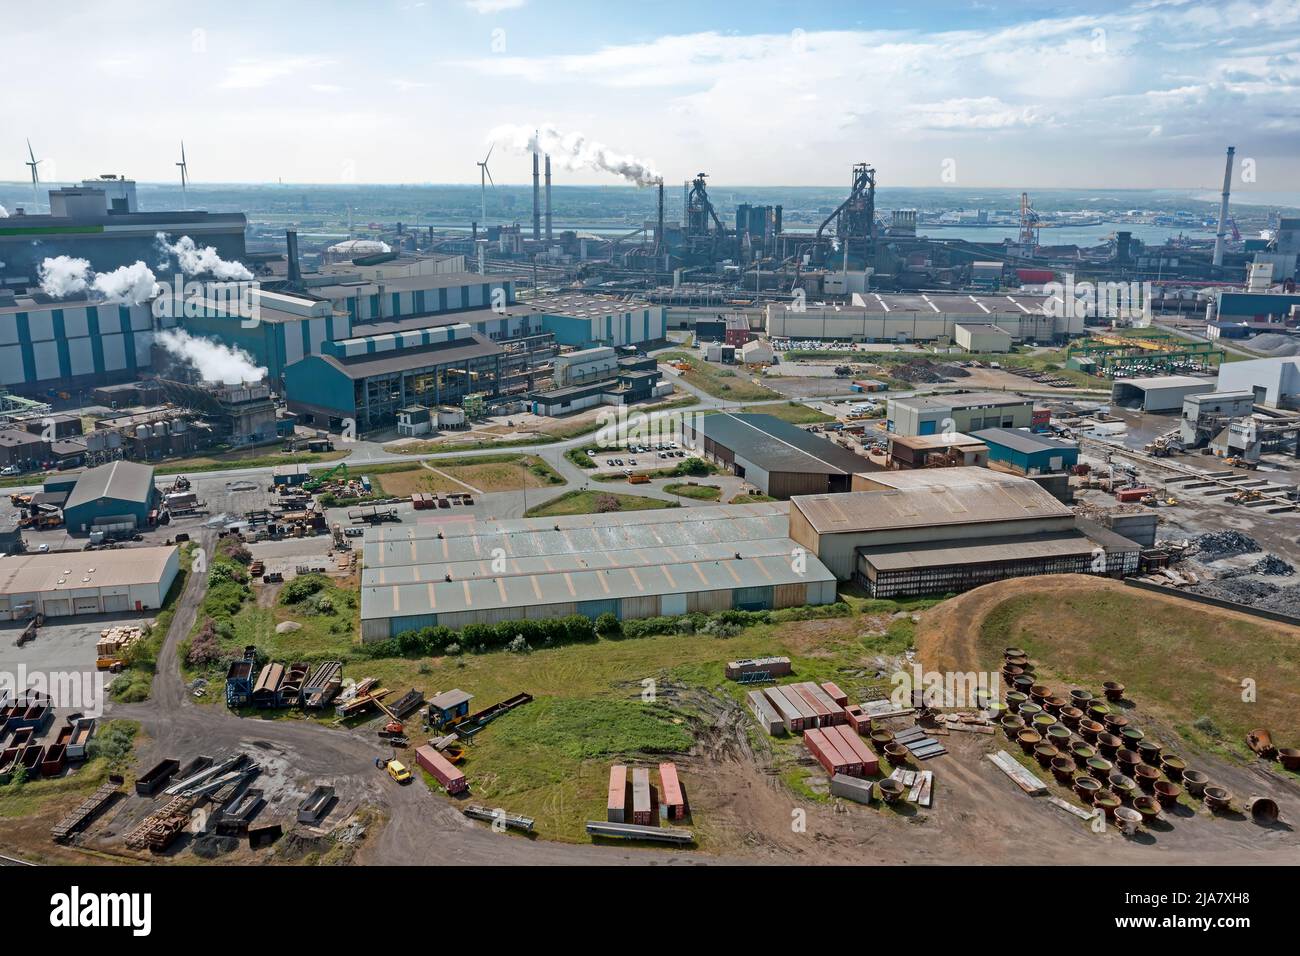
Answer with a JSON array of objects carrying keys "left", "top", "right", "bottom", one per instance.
[
  {"left": 136, "top": 424, "right": 151, "bottom": 439},
  {"left": 437, "top": 406, "right": 466, "bottom": 427}
]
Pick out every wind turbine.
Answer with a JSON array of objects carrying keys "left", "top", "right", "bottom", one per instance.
[
  {"left": 176, "top": 141, "right": 190, "bottom": 210},
  {"left": 25, "top": 139, "right": 42, "bottom": 212},
  {"left": 476, "top": 144, "right": 495, "bottom": 225}
]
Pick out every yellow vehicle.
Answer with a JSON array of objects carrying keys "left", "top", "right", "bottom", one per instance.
[
  {"left": 386, "top": 760, "right": 412, "bottom": 783},
  {"left": 627, "top": 474, "right": 650, "bottom": 484}
]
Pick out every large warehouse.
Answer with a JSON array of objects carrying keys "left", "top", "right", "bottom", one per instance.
[
  {"left": 61, "top": 460, "right": 159, "bottom": 533},
  {"left": 0, "top": 546, "right": 179, "bottom": 619},
  {"left": 358, "top": 503, "right": 837, "bottom": 641},
  {"left": 765, "top": 293, "right": 1082, "bottom": 344},
  {"left": 681, "top": 412, "right": 874, "bottom": 498},
  {"left": 789, "top": 468, "right": 1139, "bottom": 596}
]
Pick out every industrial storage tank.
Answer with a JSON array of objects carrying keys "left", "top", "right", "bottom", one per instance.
[
  {"left": 171, "top": 418, "right": 185, "bottom": 433},
  {"left": 437, "top": 407, "right": 466, "bottom": 427},
  {"left": 135, "top": 424, "right": 151, "bottom": 439},
  {"left": 107, "top": 431, "right": 122, "bottom": 448}
]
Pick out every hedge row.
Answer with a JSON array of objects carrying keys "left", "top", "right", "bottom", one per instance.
[{"left": 369, "top": 602, "right": 851, "bottom": 659}]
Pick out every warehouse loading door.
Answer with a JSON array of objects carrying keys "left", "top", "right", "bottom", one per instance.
[
  {"left": 102, "top": 594, "right": 130, "bottom": 613},
  {"left": 74, "top": 597, "right": 100, "bottom": 615},
  {"left": 43, "top": 598, "right": 71, "bottom": 617}
]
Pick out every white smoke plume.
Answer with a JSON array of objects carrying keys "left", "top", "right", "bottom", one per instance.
[
  {"left": 92, "top": 261, "right": 159, "bottom": 305},
  {"left": 489, "top": 124, "right": 660, "bottom": 186},
  {"left": 155, "top": 329, "right": 267, "bottom": 384},
  {"left": 0, "top": 204, "right": 9, "bottom": 218},
  {"left": 156, "top": 233, "right": 254, "bottom": 281},
  {"left": 39, "top": 256, "right": 93, "bottom": 297}
]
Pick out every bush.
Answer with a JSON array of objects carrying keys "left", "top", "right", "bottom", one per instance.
[
  {"left": 595, "top": 612, "right": 621, "bottom": 636},
  {"left": 280, "top": 574, "right": 327, "bottom": 605},
  {"left": 186, "top": 620, "right": 222, "bottom": 667},
  {"left": 507, "top": 635, "right": 531, "bottom": 654},
  {"left": 86, "top": 721, "right": 138, "bottom": 771},
  {"left": 594, "top": 493, "right": 622, "bottom": 513},
  {"left": 217, "top": 537, "right": 252, "bottom": 565},
  {"left": 673, "top": 457, "right": 711, "bottom": 477}
]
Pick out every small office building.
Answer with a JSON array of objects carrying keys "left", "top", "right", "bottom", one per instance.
[{"left": 971, "top": 428, "right": 1079, "bottom": 476}]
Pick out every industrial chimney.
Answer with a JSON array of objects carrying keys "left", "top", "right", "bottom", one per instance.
[
  {"left": 656, "top": 178, "right": 665, "bottom": 257},
  {"left": 544, "top": 154, "right": 552, "bottom": 242},
  {"left": 532, "top": 148, "right": 541, "bottom": 241},
  {"left": 286, "top": 230, "right": 302, "bottom": 284},
  {"left": 1213, "top": 145, "right": 1235, "bottom": 268}
]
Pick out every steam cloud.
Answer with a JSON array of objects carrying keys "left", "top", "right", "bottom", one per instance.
[
  {"left": 39, "top": 256, "right": 93, "bottom": 297},
  {"left": 93, "top": 261, "right": 160, "bottom": 305},
  {"left": 156, "top": 233, "right": 254, "bottom": 281},
  {"left": 0, "top": 204, "right": 8, "bottom": 218},
  {"left": 489, "top": 124, "right": 660, "bottom": 186},
  {"left": 39, "top": 255, "right": 159, "bottom": 305},
  {"left": 155, "top": 329, "right": 267, "bottom": 384}
]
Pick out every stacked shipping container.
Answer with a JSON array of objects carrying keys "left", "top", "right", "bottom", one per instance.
[{"left": 414, "top": 744, "right": 468, "bottom": 795}]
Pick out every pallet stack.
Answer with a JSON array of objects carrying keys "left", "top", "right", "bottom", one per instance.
[{"left": 96, "top": 625, "right": 143, "bottom": 659}]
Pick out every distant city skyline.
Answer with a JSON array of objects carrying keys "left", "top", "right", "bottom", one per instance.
[{"left": 3, "top": 0, "right": 1298, "bottom": 192}]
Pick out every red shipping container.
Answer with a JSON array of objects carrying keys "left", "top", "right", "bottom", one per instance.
[
  {"left": 658, "top": 762, "right": 686, "bottom": 820},
  {"left": 414, "top": 744, "right": 467, "bottom": 795},
  {"left": 789, "top": 683, "right": 835, "bottom": 724},
  {"left": 804, "top": 728, "right": 861, "bottom": 777},
  {"left": 844, "top": 704, "right": 871, "bottom": 734},
  {"left": 804, "top": 682, "right": 846, "bottom": 722},
  {"left": 1115, "top": 486, "right": 1154, "bottom": 503},
  {"left": 820, "top": 682, "right": 849, "bottom": 707},
  {"left": 827, "top": 724, "right": 879, "bottom": 776}
]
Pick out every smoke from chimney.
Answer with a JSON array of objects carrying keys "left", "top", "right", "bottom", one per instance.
[
  {"left": 156, "top": 233, "right": 254, "bottom": 281},
  {"left": 155, "top": 328, "right": 267, "bottom": 384},
  {"left": 489, "top": 124, "right": 660, "bottom": 186}
]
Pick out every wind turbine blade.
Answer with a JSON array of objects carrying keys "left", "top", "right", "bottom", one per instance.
[
  {"left": 485, "top": 166, "right": 495, "bottom": 187},
  {"left": 27, "top": 139, "right": 35, "bottom": 163},
  {"left": 484, "top": 143, "right": 493, "bottom": 164}
]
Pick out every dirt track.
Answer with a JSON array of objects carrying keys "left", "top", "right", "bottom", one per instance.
[{"left": 8, "top": 561, "right": 1299, "bottom": 866}]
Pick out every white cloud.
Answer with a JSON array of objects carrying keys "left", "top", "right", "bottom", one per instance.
[
  {"left": 465, "top": 0, "right": 526, "bottom": 13},
  {"left": 219, "top": 56, "right": 334, "bottom": 90}
]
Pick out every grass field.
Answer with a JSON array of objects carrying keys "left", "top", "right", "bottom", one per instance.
[
  {"left": 523, "top": 490, "right": 677, "bottom": 518},
  {"left": 728, "top": 402, "right": 835, "bottom": 425},
  {"left": 661, "top": 352, "right": 782, "bottom": 401},
  {"left": 977, "top": 588, "right": 1300, "bottom": 758},
  {"left": 155, "top": 448, "right": 350, "bottom": 475},
  {"left": 665, "top": 482, "right": 721, "bottom": 500},
  {"left": 729, "top": 493, "right": 776, "bottom": 503},
  {"left": 353, "top": 605, "right": 917, "bottom": 843},
  {"left": 372, "top": 455, "right": 563, "bottom": 497},
  {"left": 0, "top": 720, "right": 141, "bottom": 825}
]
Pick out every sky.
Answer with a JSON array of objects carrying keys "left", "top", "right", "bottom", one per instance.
[{"left": 2, "top": 0, "right": 1299, "bottom": 191}]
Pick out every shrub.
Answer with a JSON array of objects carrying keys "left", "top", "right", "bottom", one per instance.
[
  {"left": 674, "top": 457, "right": 711, "bottom": 477},
  {"left": 186, "top": 620, "right": 222, "bottom": 666},
  {"left": 594, "top": 493, "right": 622, "bottom": 513},
  {"left": 507, "top": 635, "right": 531, "bottom": 654},
  {"left": 280, "top": 574, "right": 327, "bottom": 605},
  {"left": 595, "top": 612, "right": 621, "bottom": 636}
]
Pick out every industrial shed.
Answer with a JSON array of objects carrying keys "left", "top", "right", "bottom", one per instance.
[
  {"left": 62, "top": 460, "right": 159, "bottom": 533},
  {"left": 1110, "top": 375, "right": 1216, "bottom": 413},
  {"left": 954, "top": 323, "right": 1013, "bottom": 353},
  {"left": 0, "top": 546, "right": 179, "bottom": 619},
  {"left": 788, "top": 468, "right": 1136, "bottom": 595},
  {"left": 358, "top": 503, "right": 837, "bottom": 641},
  {"left": 971, "top": 428, "right": 1079, "bottom": 476},
  {"left": 681, "top": 412, "right": 873, "bottom": 498}
]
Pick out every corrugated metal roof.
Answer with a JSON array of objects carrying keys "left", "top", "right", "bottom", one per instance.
[
  {"left": 689, "top": 413, "right": 871, "bottom": 475},
  {"left": 970, "top": 427, "right": 1078, "bottom": 456},
  {"left": 64, "top": 460, "right": 155, "bottom": 511},
  {"left": 1115, "top": 375, "right": 1215, "bottom": 391},
  {"left": 318, "top": 334, "right": 501, "bottom": 379},
  {"left": 361, "top": 537, "right": 798, "bottom": 586},
  {"left": 793, "top": 470, "right": 1073, "bottom": 534},
  {"left": 363, "top": 515, "right": 793, "bottom": 570},
  {"left": 361, "top": 552, "right": 834, "bottom": 621},
  {"left": 858, "top": 531, "right": 1097, "bottom": 572}
]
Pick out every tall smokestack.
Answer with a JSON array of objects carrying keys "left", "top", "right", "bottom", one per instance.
[
  {"left": 532, "top": 146, "right": 541, "bottom": 241},
  {"left": 544, "top": 154, "right": 552, "bottom": 242},
  {"left": 656, "top": 178, "right": 665, "bottom": 256},
  {"left": 1213, "top": 145, "right": 1235, "bottom": 268},
  {"left": 286, "top": 230, "right": 301, "bottom": 284}
]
